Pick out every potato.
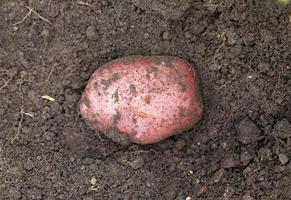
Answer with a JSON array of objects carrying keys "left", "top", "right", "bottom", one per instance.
[{"left": 80, "top": 56, "right": 203, "bottom": 144}]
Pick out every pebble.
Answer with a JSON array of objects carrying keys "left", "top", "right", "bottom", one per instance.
[
  {"left": 229, "top": 45, "right": 242, "bottom": 58},
  {"left": 257, "top": 62, "right": 269, "bottom": 72},
  {"left": 27, "top": 188, "right": 42, "bottom": 200},
  {"left": 221, "top": 154, "right": 240, "bottom": 169},
  {"left": 198, "top": 186, "right": 209, "bottom": 195},
  {"left": 8, "top": 187, "right": 21, "bottom": 200},
  {"left": 242, "top": 194, "right": 254, "bottom": 200},
  {"left": 258, "top": 148, "right": 273, "bottom": 161},
  {"left": 162, "top": 31, "right": 170, "bottom": 40},
  {"left": 128, "top": 157, "right": 144, "bottom": 169},
  {"left": 143, "top": 33, "right": 150, "bottom": 39},
  {"left": 223, "top": 186, "right": 234, "bottom": 199},
  {"left": 164, "top": 189, "right": 177, "bottom": 199},
  {"left": 86, "top": 26, "right": 98, "bottom": 41},
  {"left": 23, "top": 159, "right": 34, "bottom": 171},
  {"left": 210, "top": 168, "right": 225, "bottom": 183},
  {"left": 69, "top": 157, "right": 75, "bottom": 162},
  {"left": 41, "top": 28, "right": 49, "bottom": 38},
  {"left": 18, "top": 51, "right": 30, "bottom": 67},
  {"left": 185, "top": 32, "right": 192, "bottom": 39},
  {"left": 90, "top": 177, "right": 97, "bottom": 185},
  {"left": 240, "top": 151, "right": 253, "bottom": 166},
  {"left": 237, "top": 118, "right": 261, "bottom": 144},
  {"left": 7, "top": 167, "right": 21, "bottom": 176},
  {"left": 7, "top": 67, "right": 18, "bottom": 77},
  {"left": 243, "top": 166, "right": 252, "bottom": 176},
  {"left": 278, "top": 153, "right": 289, "bottom": 165},
  {"left": 225, "top": 29, "right": 238, "bottom": 45},
  {"left": 132, "top": 0, "right": 191, "bottom": 20},
  {"left": 273, "top": 119, "right": 291, "bottom": 139},
  {"left": 175, "top": 139, "right": 186, "bottom": 150},
  {"left": 190, "top": 22, "right": 205, "bottom": 35},
  {"left": 195, "top": 43, "right": 206, "bottom": 56}
]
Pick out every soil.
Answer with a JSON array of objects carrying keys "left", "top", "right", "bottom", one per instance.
[{"left": 0, "top": 0, "right": 291, "bottom": 199}]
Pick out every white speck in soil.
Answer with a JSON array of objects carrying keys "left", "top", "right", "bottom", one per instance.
[{"left": 90, "top": 177, "right": 97, "bottom": 185}]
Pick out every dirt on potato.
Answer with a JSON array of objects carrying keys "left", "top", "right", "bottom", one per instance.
[{"left": 0, "top": 0, "right": 291, "bottom": 199}]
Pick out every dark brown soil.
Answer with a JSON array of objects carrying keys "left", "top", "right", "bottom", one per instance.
[{"left": 0, "top": 0, "right": 291, "bottom": 199}]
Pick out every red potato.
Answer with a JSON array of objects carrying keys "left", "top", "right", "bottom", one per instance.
[{"left": 80, "top": 56, "right": 203, "bottom": 144}]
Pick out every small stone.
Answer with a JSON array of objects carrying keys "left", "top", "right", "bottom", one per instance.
[
  {"left": 221, "top": 154, "right": 240, "bottom": 169},
  {"left": 258, "top": 148, "right": 273, "bottom": 161},
  {"left": 185, "top": 197, "right": 192, "bottom": 200},
  {"left": 257, "top": 62, "right": 269, "bottom": 72},
  {"left": 243, "top": 166, "right": 252, "bottom": 176},
  {"left": 273, "top": 119, "right": 291, "bottom": 139},
  {"left": 198, "top": 186, "right": 209, "bottom": 195},
  {"left": 210, "top": 168, "right": 225, "bottom": 183},
  {"left": 7, "top": 167, "right": 21, "bottom": 176},
  {"left": 162, "top": 31, "right": 170, "bottom": 40},
  {"left": 8, "top": 187, "right": 21, "bottom": 200},
  {"left": 83, "top": 197, "right": 94, "bottom": 200},
  {"left": 242, "top": 35, "right": 255, "bottom": 46},
  {"left": 185, "top": 32, "right": 192, "bottom": 39},
  {"left": 128, "top": 157, "right": 144, "bottom": 169},
  {"left": 143, "top": 33, "right": 150, "bottom": 39},
  {"left": 69, "top": 157, "right": 75, "bottom": 162},
  {"left": 27, "top": 188, "right": 42, "bottom": 200},
  {"left": 278, "top": 153, "right": 289, "bottom": 165},
  {"left": 164, "top": 188, "right": 177, "bottom": 199},
  {"left": 65, "top": 93, "right": 79, "bottom": 105},
  {"left": 237, "top": 118, "right": 261, "bottom": 144},
  {"left": 209, "top": 62, "right": 221, "bottom": 71},
  {"left": 195, "top": 43, "right": 206, "bottom": 56},
  {"left": 24, "top": 159, "right": 34, "bottom": 171},
  {"left": 7, "top": 67, "right": 18, "bottom": 78},
  {"left": 225, "top": 29, "right": 238, "bottom": 45},
  {"left": 86, "top": 26, "right": 98, "bottom": 41},
  {"left": 223, "top": 186, "right": 235, "bottom": 199},
  {"left": 242, "top": 193, "right": 254, "bottom": 200},
  {"left": 175, "top": 139, "right": 186, "bottom": 150},
  {"left": 240, "top": 151, "right": 253, "bottom": 166},
  {"left": 132, "top": 0, "right": 191, "bottom": 20},
  {"left": 58, "top": 194, "right": 66, "bottom": 199},
  {"left": 90, "top": 177, "right": 97, "bottom": 185},
  {"left": 229, "top": 45, "right": 242, "bottom": 58},
  {"left": 41, "top": 29, "right": 49, "bottom": 42},
  {"left": 44, "top": 132, "right": 54, "bottom": 141},
  {"left": 72, "top": 82, "right": 83, "bottom": 90},
  {"left": 18, "top": 51, "right": 29, "bottom": 67},
  {"left": 190, "top": 22, "right": 205, "bottom": 35}
]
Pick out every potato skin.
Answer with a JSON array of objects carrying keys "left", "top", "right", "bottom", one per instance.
[{"left": 80, "top": 56, "right": 203, "bottom": 144}]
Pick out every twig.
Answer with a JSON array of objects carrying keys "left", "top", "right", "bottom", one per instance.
[
  {"left": 23, "top": 111, "right": 34, "bottom": 119},
  {"left": 77, "top": 1, "right": 92, "bottom": 7},
  {"left": 0, "top": 77, "right": 12, "bottom": 92},
  {"left": 45, "top": 63, "right": 57, "bottom": 82},
  {"left": 12, "top": 6, "right": 51, "bottom": 26},
  {"left": 12, "top": 8, "right": 32, "bottom": 26},
  {"left": 27, "top": 6, "right": 51, "bottom": 24},
  {"left": 11, "top": 109, "right": 24, "bottom": 143},
  {"left": 213, "top": 32, "right": 226, "bottom": 59}
]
